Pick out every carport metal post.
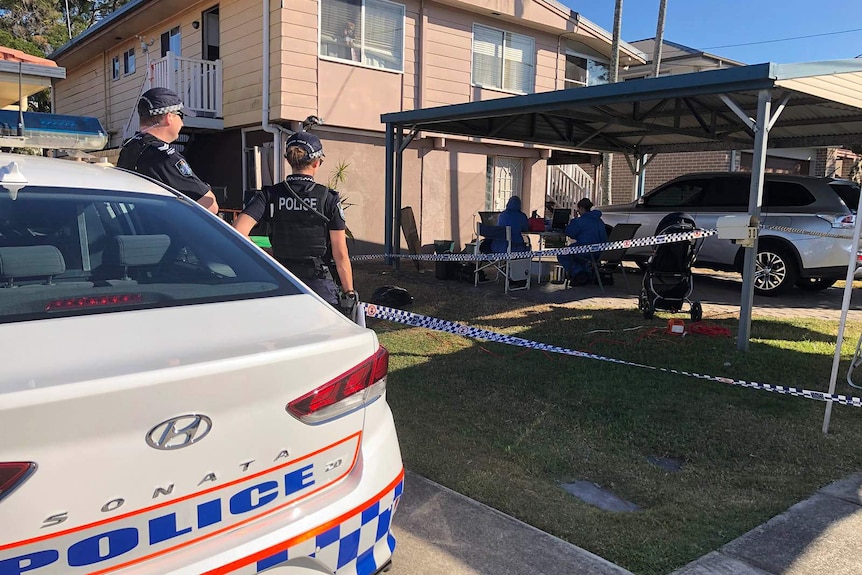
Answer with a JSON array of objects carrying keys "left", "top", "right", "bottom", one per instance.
[
  {"left": 822, "top": 188, "right": 862, "bottom": 434},
  {"left": 393, "top": 127, "right": 405, "bottom": 270},
  {"left": 384, "top": 123, "right": 395, "bottom": 263},
  {"left": 737, "top": 90, "right": 771, "bottom": 351}
]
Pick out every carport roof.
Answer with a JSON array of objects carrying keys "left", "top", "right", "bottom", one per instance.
[{"left": 381, "top": 60, "right": 862, "bottom": 155}]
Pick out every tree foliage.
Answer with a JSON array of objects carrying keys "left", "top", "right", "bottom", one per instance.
[
  {"left": 0, "top": 1, "right": 134, "bottom": 57},
  {"left": 0, "top": 1, "right": 133, "bottom": 109}
]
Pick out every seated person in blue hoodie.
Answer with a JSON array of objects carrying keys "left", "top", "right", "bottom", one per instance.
[
  {"left": 489, "top": 195, "right": 529, "bottom": 254},
  {"left": 557, "top": 197, "right": 608, "bottom": 286}
]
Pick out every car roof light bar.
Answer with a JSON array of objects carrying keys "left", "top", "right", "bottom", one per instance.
[{"left": 0, "top": 110, "right": 108, "bottom": 151}]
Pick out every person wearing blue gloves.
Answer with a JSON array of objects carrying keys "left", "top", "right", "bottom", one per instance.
[{"left": 558, "top": 197, "right": 608, "bottom": 286}]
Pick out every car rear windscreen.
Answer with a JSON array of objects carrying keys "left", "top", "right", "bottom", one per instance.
[
  {"left": 0, "top": 187, "right": 300, "bottom": 323},
  {"left": 830, "top": 182, "right": 862, "bottom": 214}
]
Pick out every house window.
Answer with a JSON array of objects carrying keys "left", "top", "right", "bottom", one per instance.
[
  {"left": 161, "top": 26, "right": 181, "bottom": 57},
  {"left": 564, "top": 54, "right": 609, "bottom": 88},
  {"left": 486, "top": 156, "right": 523, "bottom": 210},
  {"left": 111, "top": 56, "right": 120, "bottom": 81},
  {"left": 472, "top": 24, "right": 534, "bottom": 94},
  {"left": 123, "top": 48, "right": 136, "bottom": 75},
  {"left": 319, "top": 0, "right": 405, "bottom": 72}
]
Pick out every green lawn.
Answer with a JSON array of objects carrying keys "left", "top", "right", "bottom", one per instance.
[{"left": 356, "top": 264, "right": 862, "bottom": 575}]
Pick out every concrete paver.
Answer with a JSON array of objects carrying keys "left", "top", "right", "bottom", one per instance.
[
  {"left": 670, "top": 474, "right": 862, "bottom": 575},
  {"left": 388, "top": 471, "right": 634, "bottom": 575}
]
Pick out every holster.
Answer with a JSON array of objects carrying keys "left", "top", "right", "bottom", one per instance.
[{"left": 280, "top": 257, "right": 331, "bottom": 281}]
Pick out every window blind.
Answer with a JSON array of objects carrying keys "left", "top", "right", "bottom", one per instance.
[
  {"left": 472, "top": 25, "right": 503, "bottom": 88},
  {"left": 503, "top": 32, "right": 533, "bottom": 93},
  {"left": 365, "top": 0, "right": 404, "bottom": 70}
]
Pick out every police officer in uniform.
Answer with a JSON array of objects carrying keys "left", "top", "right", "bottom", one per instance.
[
  {"left": 233, "top": 131, "right": 359, "bottom": 319},
  {"left": 117, "top": 87, "right": 219, "bottom": 214}
]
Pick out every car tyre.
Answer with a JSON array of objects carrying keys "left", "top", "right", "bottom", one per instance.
[
  {"left": 753, "top": 245, "right": 798, "bottom": 296},
  {"left": 690, "top": 301, "right": 702, "bottom": 322},
  {"left": 795, "top": 277, "right": 837, "bottom": 291}
]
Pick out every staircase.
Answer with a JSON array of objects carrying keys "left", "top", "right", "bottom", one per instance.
[{"left": 547, "top": 163, "right": 596, "bottom": 209}]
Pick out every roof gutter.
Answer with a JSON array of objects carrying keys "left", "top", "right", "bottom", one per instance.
[{"left": 50, "top": 0, "right": 151, "bottom": 60}]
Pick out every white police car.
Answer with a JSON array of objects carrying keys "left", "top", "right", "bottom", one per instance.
[{"left": 0, "top": 151, "right": 403, "bottom": 575}]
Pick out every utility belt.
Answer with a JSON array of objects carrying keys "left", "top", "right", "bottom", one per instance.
[{"left": 276, "top": 257, "right": 330, "bottom": 281}]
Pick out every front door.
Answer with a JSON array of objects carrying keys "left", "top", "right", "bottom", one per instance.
[{"left": 202, "top": 6, "right": 220, "bottom": 61}]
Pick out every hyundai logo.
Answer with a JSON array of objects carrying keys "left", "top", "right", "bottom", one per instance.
[{"left": 146, "top": 414, "right": 212, "bottom": 450}]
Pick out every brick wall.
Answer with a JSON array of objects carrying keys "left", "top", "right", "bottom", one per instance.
[{"left": 606, "top": 150, "right": 732, "bottom": 205}]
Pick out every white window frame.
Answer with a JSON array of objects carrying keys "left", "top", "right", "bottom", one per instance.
[
  {"left": 123, "top": 48, "right": 136, "bottom": 75},
  {"left": 318, "top": 0, "right": 406, "bottom": 73},
  {"left": 486, "top": 156, "right": 523, "bottom": 211},
  {"left": 111, "top": 56, "right": 120, "bottom": 81},
  {"left": 161, "top": 25, "right": 181, "bottom": 58},
  {"left": 564, "top": 50, "right": 609, "bottom": 89},
  {"left": 471, "top": 23, "right": 535, "bottom": 95}
]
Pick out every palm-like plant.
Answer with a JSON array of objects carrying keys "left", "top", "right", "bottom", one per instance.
[{"left": 328, "top": 160, "right": 355, "bottom": 240}]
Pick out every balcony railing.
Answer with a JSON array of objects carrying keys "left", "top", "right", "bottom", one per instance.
[
  {"left": 150, "top": 53, "right": 223, "bottom": 118},
  {"left": 123, "top": 53, "right": 223, "bottom": 141}
]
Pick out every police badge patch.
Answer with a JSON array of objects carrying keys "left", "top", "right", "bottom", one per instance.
[
  {"left": 337, "top": 201, "right": 346, "bottom": 220},
  {"left": 175, "top": 159, "right": 194, "bottom": 177}
]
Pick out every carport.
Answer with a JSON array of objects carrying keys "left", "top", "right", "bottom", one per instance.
[{"left": 382, "top": 60, "right": 862, "bottom": 431}]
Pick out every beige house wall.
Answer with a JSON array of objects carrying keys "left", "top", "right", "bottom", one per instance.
[
  {"left": 54, "top": 0, "right": 630, "bottom": 250},
  {"left": 222, "top": 0, "right": 264, "bottom": 128}
]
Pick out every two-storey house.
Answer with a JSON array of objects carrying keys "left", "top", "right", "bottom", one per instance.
[{"left": 50, "top": 0, "right": 644, "bottom": 252}]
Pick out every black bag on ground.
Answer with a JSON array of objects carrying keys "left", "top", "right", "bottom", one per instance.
[{"left": 371, "top": 285, "right": 414, "bottom": 307}]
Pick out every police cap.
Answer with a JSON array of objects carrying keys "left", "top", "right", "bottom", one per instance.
[
  {"left": 137, "top": 87, "right": 195, "bottom": 118},
  {"left": 285, "top": 131, "right": 325, "bottom": 160}
]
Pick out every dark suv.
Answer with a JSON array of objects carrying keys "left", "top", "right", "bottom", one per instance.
[{"left": 600, "top": 172, "right": 862, "bottom": 295}]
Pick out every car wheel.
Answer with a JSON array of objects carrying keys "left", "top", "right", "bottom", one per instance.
[
  {"left": 795, "top": 277, "right": 837, "bottom": 291},
  {"left": 753, "top": 245, "right": 798, "bottom": 296},
  {"left": 690, "top": 301, "right": 702, "bottom": 322}
]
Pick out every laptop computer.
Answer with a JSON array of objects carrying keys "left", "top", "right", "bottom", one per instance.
[
  {"left": 551, "top": 208, "right": 571, "bottom": 231},
  {"left": 478, "top": 211, "right": 501, "bottom": 226}
]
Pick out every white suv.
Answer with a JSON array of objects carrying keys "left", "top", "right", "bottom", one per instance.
[
  {"left": 0, "top": 153, "right": 403, "bottom": 574},
  {"left": 601, "top": 172, "right": 862, "bottom": 295}
]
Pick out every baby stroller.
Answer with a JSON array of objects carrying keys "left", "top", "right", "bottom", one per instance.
[{"left": 638, "top": 212, "right": 704, "bottom": 322}]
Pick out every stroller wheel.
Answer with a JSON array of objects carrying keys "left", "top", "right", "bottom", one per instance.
[
  {"left": 691, "top": 301, "right": 703, "bottom": 322},
  {"left": 640, "top": 290, "right": 654, "bottom": 319}
]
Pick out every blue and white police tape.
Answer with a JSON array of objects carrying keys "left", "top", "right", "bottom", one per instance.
[
  {"left": 760, "top": 224, "right": 854, "bottom": 240},
  {"left": 351, "top": 228, "right": 716, "bottom": 263},
  {"left": 363, "top": 303, "right": 862, "bottom": 407}
]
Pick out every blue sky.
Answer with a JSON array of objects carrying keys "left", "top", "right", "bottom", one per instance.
[{"left": 567, "top": 0, "right": 862, "bottom": 64}]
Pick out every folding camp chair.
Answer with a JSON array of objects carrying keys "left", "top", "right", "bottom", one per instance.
[
  {"left": 474, "top": 223, "right": 531, "bottom": 293},
  {"left": 591, "top": 223, "right": 641, "bottom": 292}
]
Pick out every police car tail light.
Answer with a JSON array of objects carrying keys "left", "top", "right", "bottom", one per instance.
[
  {"left": 0, "top": 462, "right": 36, "bottom": 503},
  {"left": 287, "top": 346, "right": 388, "bottom": 424}
]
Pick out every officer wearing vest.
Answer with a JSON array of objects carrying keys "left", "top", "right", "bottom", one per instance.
[
  {"left": 117, "top": 87, "right": 219, "bottom": 214},
  {"left": 233, "top": 131, "right": 359, "bottom": 319}
]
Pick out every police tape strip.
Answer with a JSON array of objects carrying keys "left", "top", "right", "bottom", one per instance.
[
  {"left": 364, "top": 303, "right": 862, "bottom": 407},
  {"left": 351, "top": 228, "right": 716, "bottom": 263},
  {"left": 760, "top": 224, "right": 854, "bottom": 240}
]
